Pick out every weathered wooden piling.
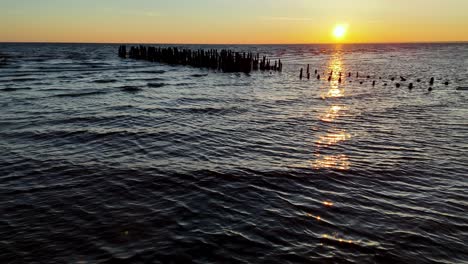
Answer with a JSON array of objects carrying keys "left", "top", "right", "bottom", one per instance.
[
  {"left": 300, "top": 68, "right": 303, "bottom": 80},
  {"left": 118, "top": 45, "right": 127, "bottom": 58},
  {"left": 430, "top": 77, "right": 435, "bottom": 85}
]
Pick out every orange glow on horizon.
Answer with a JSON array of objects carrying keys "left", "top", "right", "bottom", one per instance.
[{"left": 1, "top": 0, "right": 468, "bottom": 44}]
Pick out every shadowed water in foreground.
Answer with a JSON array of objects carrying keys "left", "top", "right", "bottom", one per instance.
[{"left": 0, "top": 43, "right": 467, "bottom": 263}]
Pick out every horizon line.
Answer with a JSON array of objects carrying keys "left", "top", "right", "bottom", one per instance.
[{"left": 1, "top": 41, "right": 468, "bottom": 45}]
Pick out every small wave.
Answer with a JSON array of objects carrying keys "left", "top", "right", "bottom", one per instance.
[
  {"left": 0, "top": 73, "right": 43, "bottom": 78},
  {"left": 191, "top": 73, "right": 208, "bottom": 78},
  {"left": 80, "top": 62, "right": 110, "bottom": 67},
  {"left": 174, "top": 82, "right": 195, "bottom": 87},
  {"left": 165, "top": 106, "right": 246, "bottom": 115},
  {"left": 0, "top": 87, "right": 32, "bottom": 92},
  {"left": 107, "top": 105, "right": 134, "bottom": 111},
  {"left": 119, "top": 85, "right": 143, "bottom": 92},
  {"left": 147, "top": 83, "right": 166, "bottom": 88},
  {"left": 53, "top": 90, "right": 107, "bottom": 98},
  {"left": 94, "top": 79, "right": 117, "bottom": 84},
  {"left": 0, "top": 78, "right": 38, "bottom": 83},
  {"left": 137, "top": 70, "right": 166, "bottom": 74},
  {"left": 123, "top": 77, "right": 166, "bottom": 82}
]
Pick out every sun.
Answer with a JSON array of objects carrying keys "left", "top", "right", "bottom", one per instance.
[{"left": 333, "top": 24, "right": 348, "bottom": 39}]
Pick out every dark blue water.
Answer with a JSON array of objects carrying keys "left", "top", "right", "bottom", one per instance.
[{"left": 1, "top": 43, "right": 467, "bottom": 263}]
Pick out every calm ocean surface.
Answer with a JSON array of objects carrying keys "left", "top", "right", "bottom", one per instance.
[{"left": 0, "top": 43, "right": 467, "bottom": 263}]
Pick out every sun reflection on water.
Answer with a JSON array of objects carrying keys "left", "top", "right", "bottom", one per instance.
[
  {"left": 316, "top": 131, "right": 351, "bottom": 146},
  {"left": 322, "top": 88, "right": 345, "bottom": 99},
  {"left": 312, "top": 154, "right": 350, "bottom": 170},
  {"left": 309, "top": 51, "right": 357, "bottom": 247},
  {"left": 320, "top": 105, "right": 346, "bottom": 122},
  {"left": 322, "top": 234, "right": 357, "bottom": 245},
  {"left": 312, "top": 53, "right": 352, "bottom": 171}
]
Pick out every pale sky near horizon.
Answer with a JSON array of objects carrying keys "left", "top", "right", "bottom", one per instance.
[{"left": 1, "top": 0, "right": 468, "bottom": 44}]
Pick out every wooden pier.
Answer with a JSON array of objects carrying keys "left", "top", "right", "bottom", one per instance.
[{"left": 118, "top": 45, "right": 282, "bottom": 74}]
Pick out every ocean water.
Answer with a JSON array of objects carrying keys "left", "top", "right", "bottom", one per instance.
[{"left": 0, "top": 43, "right": 467, "bottom": 263}]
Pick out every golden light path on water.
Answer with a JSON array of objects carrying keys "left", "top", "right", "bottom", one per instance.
[
  {"left": 312, "top": 51, "right": 351, "bottom": 171},
  {"left": 308, "top": 51, "right": 358, "bottom": 247}
]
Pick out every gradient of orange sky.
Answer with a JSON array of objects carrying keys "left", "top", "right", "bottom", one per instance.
[{"left": 1, "top": 0, "right": 468, "bottom": 44}]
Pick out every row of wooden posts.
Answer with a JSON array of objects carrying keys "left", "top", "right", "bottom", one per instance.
[
  {"left": 118, "top": 45, "right": 282, "bottom": 73},
  {"left": 299, "top": 64, "right": 449, "bottom": 91}
]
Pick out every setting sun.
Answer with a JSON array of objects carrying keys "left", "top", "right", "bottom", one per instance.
[{"left": 333, "top": 24, "right": 348, "bottom": 40}]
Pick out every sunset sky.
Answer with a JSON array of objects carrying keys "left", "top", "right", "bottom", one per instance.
[{"left": 1, "top": 0, "right": 468, "bottom": 44}]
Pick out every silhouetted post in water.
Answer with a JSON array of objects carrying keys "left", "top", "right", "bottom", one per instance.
[
  {"left": 307, "top": 64, "right": 310, "bottom": 75},
  {"left": 391, "top": 77, "right": 395, "bottom": 81},
  {"left": 328, "top": 75, "right": 332, "bottom": 82},
  {"left": 444, "top": 81, "right": 449, "bottom": 85},
  {"left": 307, "top": 72, "right": 310, "bottom": 79},
  {"left": 315, "top": 69, "right": 318, "bottom": 75},
  {"left": 339, "top": 77, "right": 342, "bottom": 83},
  {"left": 317, "top": 74, "right": 321, "bottom": 80},
  {"left": 430, "top": 77, "right": 435, "bottom": 85},
  {"left": 118, "top": 45, "right": 127, "bottom": 58},
  {"left": 367, "top": 75, "right": 370, "bottom": 79},
  {"left": 409, "top": 83, "right": 414, "bottom": 89},
  {"left": 417, "top": 79, "right": 421, "bottom": 82},
  {"left": 300, "top": 68, "right": 303, "bottom": 80},
  {"left": 396, "top": 83, "right": 401, "bottom": 88},
  {"left": 372, "top": 80, "right": 376, "bottom": 86},
  {"left": 400, "top": 76, "right": 406, "bottom": 81},
  {"left": 348, "top": 72, "right": 351, "bottom": 77},
  {"left": 428, "top": 87, "right": 433, "bottom": 91},
  {"left": 356, "top": 72, "right": 359, "bottom": 78}
]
